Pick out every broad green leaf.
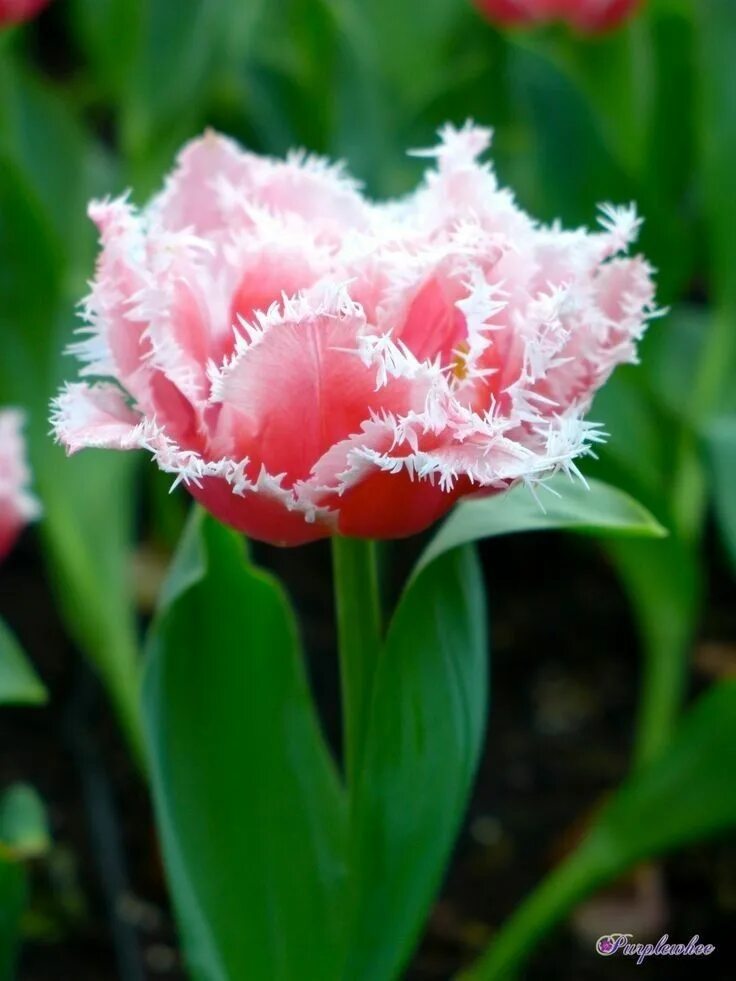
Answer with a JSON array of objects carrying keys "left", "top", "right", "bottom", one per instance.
[
  {"left": 0, "top": 619, "right": 46, "bottom": 707},
  {"left": 118, "top": 1, "right": 259, "bottom": 186},
  {"left": 705, "top": 415, "right": 736, "bottom": 573},
  {"left": 0, "top": 785, "right": 50, "bottom": 862},
  {"left": 70, "top": 0, "right": 143, "bottom": 103},
  {"left": 589, "top": 368, "right": 670, "bottom": 510},
  {"left": 503, "top": 38, "right": 630, "bottom": 228},
  {"left": 693, "top": 0, "right": 736, "bottom": 412},
  {"left": 0, "top": 56, "right": 142, "bottom": 759},
  {"left": 142, "top": 511, "right": 346, "bottom": 981},
  {"left": 0, "top": 60, "right": 94, "bottom": 278},
  {"left": 463, "top": 680, "right": 736, "bottom": 980},
  {"left": 641, "top": 305, "right": 709, "bottom": 424},
  {"left": 0, "top": 158, "right": 61, "bottom": 363},
  {"left": 343, "top": 545, "right": 487, "bottom": 981},
  {"left": 533, "top": 21, "right": 654, "bottom": 180},
  {"left": 415, "top": 476, "right": 665, "bottom": 580},
  {"left": 326, "top": 0, "right": 468, "bottom": 193},
  {"left": 638, "top": 0, "right": 697, "bottom": 304},
  {"left": 39, "top": 448, "right": 142, "bottom": 759}
]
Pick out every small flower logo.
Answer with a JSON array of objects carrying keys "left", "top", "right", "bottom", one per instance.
[{"left": 596, "top": 933, "right": 632, "bottom": 956}]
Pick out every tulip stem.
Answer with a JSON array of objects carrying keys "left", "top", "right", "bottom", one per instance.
[
  {"left": 331, "top": 537, "right": 382, "bottom": 788},
  {"left": 456, "top": 835, "right": 612, "bottom": 981}
]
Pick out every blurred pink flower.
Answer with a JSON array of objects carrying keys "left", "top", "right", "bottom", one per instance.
[
  {"left": 0, "top": 0, "right": 51, "bottom": 26},
  {"left": 0, "top": 410, "right": 40, "bottom": 561},
  {"left": 473, "top": 0, "right": 642, "bottom": 32},
  {"left": 52, "top": 125, "right": 655, "bottom": 546}
]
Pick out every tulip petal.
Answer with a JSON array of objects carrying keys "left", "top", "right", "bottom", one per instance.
[
  {"left": 52, "top": 124, "right": 655, "bottom": 546},
  {"left": 209, "top": 291, "right": 437, "bottom": 486}
]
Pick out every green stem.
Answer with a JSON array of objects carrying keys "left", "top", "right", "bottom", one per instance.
[
  {"left": 331, "top": 537, "right": 382, "bottom": 788},
  {"left": 632, "top": 622, "right": 688, "bottom": 771},
  {"left": 606, "top": 533, "right": 698, "bottom": 773},
  {"left": 458, "top": 839, "right": 610, "bottom": 981},
  {"left": 628, "top": 428, "right": 706, "bottom": 771},
  {"left": 106, "top": 648, "right": 147, "bottom": 776}
]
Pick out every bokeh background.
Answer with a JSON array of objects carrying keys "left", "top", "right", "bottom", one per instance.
[{"left": 1, "top": 0, "right": 735, "bottom": 978}]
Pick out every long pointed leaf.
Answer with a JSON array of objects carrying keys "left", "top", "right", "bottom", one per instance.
[
  {"left": 0, "top": 619, "right": 47, "bottom": 707},
  {"left": 143, "top": 510, "right": 347, "bottom": 981},
  {"left": 415, "top": 476, "right": 665, "bottom": 580},
  {"left": 343, "top": 545, "right": 488, "bottom": 981}
]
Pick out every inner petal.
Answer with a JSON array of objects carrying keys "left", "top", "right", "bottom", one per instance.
[
  {"left": 221, "top": 245, "right": 327, "bottom": 365},
  {"left": 210, "top": 312, "right": 427, "bottom": 486},
  {"left": 395, "top": 275, "right": 468, "bottom": 366}
]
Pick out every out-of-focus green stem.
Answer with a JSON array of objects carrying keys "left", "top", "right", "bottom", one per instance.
[
  {"left": 458, "top": 838, "right": 611, "bottom": 981},
  {"left": 629, "top": 433, "right": 705, "bottom": 772},
  {"left": 631, "top": 598, "right": 690, "bottom": 772},
  {"left": 693, "top": 0, "right": 736, "bottom": 417},
  {"left": 628, "top": 0, "right": 736, "bottom": 773},
  {"left": 331, "top": 537, "right": 382, "bottom": 788},
  {"left": 106, "top": 648, "right": 147, "bottom": 775}
]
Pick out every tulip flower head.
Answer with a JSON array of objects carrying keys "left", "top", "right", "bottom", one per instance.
[
  {"left": 0, "top": 0, "right": 51, "bottom": 26},
  {"left": 0, "top": 410, "right": 40, "bottom": 560},
  {"left": 473, "top": 0, "right": 643, "bottom": 32},
  {"left": 52, "top": 125, "right": 655, "bottom": 545}
]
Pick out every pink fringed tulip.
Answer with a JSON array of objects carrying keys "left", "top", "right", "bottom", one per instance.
[
  {"left": 52, "top": 125, "right": 655, "bottom": 546},
  {"left": 0, "top": 410, "right": 40, "bottom": 560},
  {"left": 473, "top": 0, "right": 642, "bottom": 32},
  {"left": 0, "top": 0, "right": 51, "bottom": 25}
]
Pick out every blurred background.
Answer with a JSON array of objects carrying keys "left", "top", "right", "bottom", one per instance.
[{"left": 1, "top": 0, "right": 735, "bottom": 978}]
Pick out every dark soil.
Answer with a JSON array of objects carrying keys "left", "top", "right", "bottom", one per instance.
[{"left": 1, "top": 518, "right": 734, "bottom": 981}]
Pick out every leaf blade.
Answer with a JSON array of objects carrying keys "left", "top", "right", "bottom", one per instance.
[
  {"left": 0, "top": 619, "right": 47, "bottom": 707},
  {"left": 344, "top": 545, "right": 488, "bottom": 981},
  {"left": 143, "top": 510, "right": 347, "bottom": 981},
  {"left": 415, "top": 476, "right": 665, "bottom": 580}
]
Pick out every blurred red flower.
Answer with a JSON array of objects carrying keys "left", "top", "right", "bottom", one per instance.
[
  {"left": 474, "top": 0, "right": 643, "bottom": 32},
  {"left": 0, "top": 0, "right": 51, "bottom": 27}
]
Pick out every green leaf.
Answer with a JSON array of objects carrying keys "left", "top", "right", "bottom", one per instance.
[
  {"left": 39, "top": 448, "right": 143, "bottom": 760},
  {"left": 0, "top": 59, "right": 95, "bottom": 278},
  {"left": 142, "top": 510, "right": 346, "bottom": 981},
  {"left": 415, "top": 476, "right": 665, "bottom": 580},
  {"left": 343, "top": 545, "right": 488, "bottom": 981},
  {"left": 463, "top": 680, "right": 736, "bottom": 980},
  {"left": 0, "top": 784, "right": 50, "bottom": 862},
  {"left": 70, "top": 0, "right": 144, "bottom": 104},
  {"left": 0, "top": 157, "right": 61, "bottom": 358},
  {"left": 693, "top": 0, "right": 736, "bottom": 412},
  {"left": 0, "top": 56, "right": 142, "bottom": 761},
  {"left": 641, "top": 305, "right": 709, "bottom": 424},
  {"left": 113, "top": 1, "right": 258, "bottom": 185},
  {"left": 589, "top": 366, "right": 672, "bottom": 510},
  {"left": 705, "top": 415, "right": 736, "bottom": 573},
  {"left": 0, "top": 619, "right": 47, "bottom": 707}
]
